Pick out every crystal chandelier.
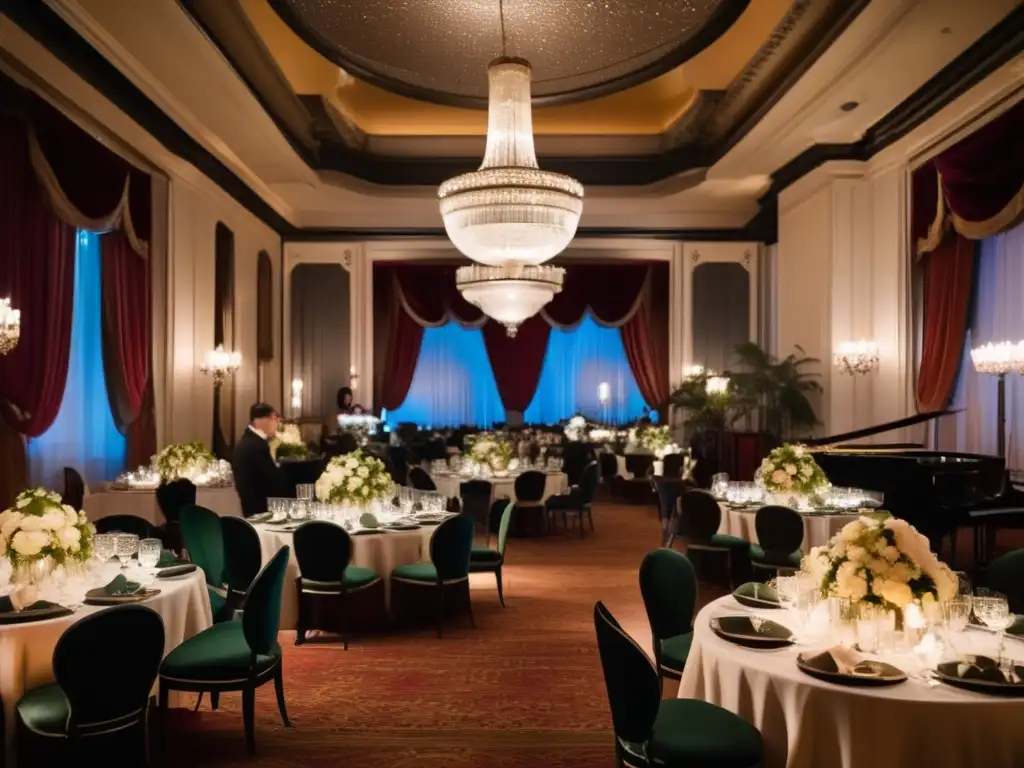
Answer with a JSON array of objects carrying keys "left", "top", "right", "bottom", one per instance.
[
  {"left": 199, "top": 344, "right": 242, "bottom": 387},
  {"left": 833, "top": 340, "right": 880, "bottom": 376},
  {"left": 456, "top": 263, "right": 564, "bottom": 337},
  {"left": 0, "top": 297, "right": 20, "bottom": 356}
]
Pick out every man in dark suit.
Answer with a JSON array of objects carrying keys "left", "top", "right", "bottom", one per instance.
[{"left": 232, "top": 403, "right": 291, "bottom": 518}]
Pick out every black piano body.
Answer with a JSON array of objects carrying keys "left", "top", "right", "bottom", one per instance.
[{"left": 804, "top": 411, "right": 1005, "bottom": 548}]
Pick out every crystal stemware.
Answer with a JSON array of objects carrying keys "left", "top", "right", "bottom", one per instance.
[
  {"left": 93, "top": 533, "right": 117, "bottom": 564},
  {"left": 974, "top": 589, "right": 1013, "bottom": 663},
  {"left": 138, "top": 537, "right": 162, "bottom": 570},
  {"left": 113, "top": 533, "right": 139, "bottom": 571}
]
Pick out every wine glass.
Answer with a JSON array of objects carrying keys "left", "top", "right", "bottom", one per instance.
[
  {"left": 113, "top": 534, "right": 139, "bottom": 571},
  {"left": 974, "top": 589, "right": 1013, "bottom": 663},
  {"left": 943, "top": 596, "right": 972, "bottom": 654},
  {"left": 138, "top": 538, "right": 162, "bottom": 571},
  {"left": 93, "top": 533, "right": 116, "bottom": 564}
]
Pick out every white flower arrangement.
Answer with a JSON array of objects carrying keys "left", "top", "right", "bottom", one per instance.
[
  {"left": 803, "top": 512, "right": 958, "bottom": 613},
  {"left": 153, "top": 441, "right": 216, "bottom": 482},
  {"left": 315, "top": 450, "right": 394, "bottom": 506},
  {"left": 637, "top": 425, "right": 672, "bottom": 455},
  {"left": 272, "top": 423, "right": 309, "bottom": 460},
  {"left": 755, "top": 443, "right": 829, "bottom": 496},
  {"left": 0, "top": 488, "right": 94, "bottom": 569},
  {"left": 563, "top": 415, "right": 587, "bottom": 442},
  {"left": 465, "top": 432, "right": 514, "bottom": 470}
]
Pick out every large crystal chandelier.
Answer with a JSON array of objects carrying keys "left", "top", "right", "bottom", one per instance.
[
  {"left": 0, "top": 297, "right": 20, "bottom": 356},
  {"left": 439, "top": 57, "right": 584, "bottom": 336}
]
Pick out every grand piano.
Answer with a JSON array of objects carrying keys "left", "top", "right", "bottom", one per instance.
[{"left": 804, "top": 410, "right": 1007, "bottom": 558}]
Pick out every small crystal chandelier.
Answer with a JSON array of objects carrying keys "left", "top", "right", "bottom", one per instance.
[
  {"left": 456, "top": 263, "right": 564, "bottom": 337},
  {"left": 199, "top": 344, "right": 241, "bottom": 387},
  {"left": 0, "top": 297, "right": 20, "bottom": 356},
  {"left": 833, "top": 340, "right": 880, "bottom": 376}
]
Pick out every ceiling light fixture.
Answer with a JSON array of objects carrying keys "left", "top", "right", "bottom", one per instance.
[{"left": 455, "top": 263, "right": 564, "bottom": 338}]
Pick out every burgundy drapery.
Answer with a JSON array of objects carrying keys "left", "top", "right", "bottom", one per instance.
[{"left": 374, "top": 261, "right": 670, "bottom": 414}]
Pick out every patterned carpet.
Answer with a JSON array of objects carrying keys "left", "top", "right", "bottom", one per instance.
[{"left": 157, "top": 501, "right": 725, "bottom": 767}]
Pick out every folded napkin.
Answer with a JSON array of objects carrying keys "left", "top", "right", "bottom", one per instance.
[
  {"left": 104, "top": 574, "right": 143, "bottom": 596},
  {"left": 807, "top": 645, "right": 863, "bottom": 675},
  {"left": 359, "top": 512, "right": 379, "bottom": 529},
  {"left": 957, "top": 656, "right": 1011, "bottom": 683},
  {"left": 157, "top": 550, "right": 178, "bottom": 568}
]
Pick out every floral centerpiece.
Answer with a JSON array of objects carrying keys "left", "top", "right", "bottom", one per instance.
[
  {"left": 563, "top": 415, "right": 588, "bottom": 442},
  {"left": 315, "top": 450, "right": 394, "bottom": 506},
  {"left": 272, "top": 423, "right": 309, "bottom": 460},
  {"left": 466, "top": 432, "right": 514, "bottom": 474},
  {"left": 803, "top": 512, "right": 957, "bottom": 618},
  {"left": 637, "top": 424, "right": 672, "bottom": 456},
  {"left": 153, "top": 441, "right": 216, "bottom": 482},
  {"left": 755, "top": 443, "right": 829, "bottom": 508},
  {"left": 0, "top": 488, "right": 94, "bottom": 584}
]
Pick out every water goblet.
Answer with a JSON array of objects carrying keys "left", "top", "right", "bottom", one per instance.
[
  {"left": 93, "top": 533, "right": 117, "bottom": 564},
  {"left": 974, "top": 589, "right": 1013, "bottom": 663},
  {"left": 138, "top": 538, "right": 162, "bottom": 571},
  {"left": 114, "top": 533, "right": 139, "bottom": 570},
  {"left": 942, "top": 596, "right": 972, "bottom": 654}
]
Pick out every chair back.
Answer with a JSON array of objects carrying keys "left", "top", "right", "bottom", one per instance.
[
  {"left": 53, "top": 605, "right": 164, "bottom": 736},
  {"left": 459, "top": 480, "right": 492, "bottom": 531},
  {"left": 180, "top": 504, "right": 226, "bottom": 588},
  {"left": 95, "top": 514, "right": 154, "bottom": 539},
  {"left": 987, "top": 549, "right": 1024, "bottom": 614},
  {"left": 625, "top": 454, "right": 654, "bottom": 479},
  {"left": 220, "top": 516, "right": 263, "bottom": 597},
  {"left": 63, "top": 467, "right": 85, "bottom": 510},
  {"left": 579, "top": 461, "right": 601, "bottom": 504},
  {"left": 562, "top": 442, "right": 594, "bottom": 485},
  {"left": 155, "top": 479, "right": 197, "bottom": 524},
  {"left": 678, "top": 489, "right": 722, "bottom": 542},
  {"left": 496, "top": 500, "right": 515, "bottom": 557},
  {"left": 514, "top": 470, "right": 546, "bottom": 502},
  {"left": 661, "top": 453, "right": 684, "bottom": 478},
  {"left": 593, "top": 601, "right": 660, "bottom": 746},
  {"left": 294, "top": 521, "right": 352, "bottom": 583},
  {"left": 652, "top": 477, "right": 683, "bottom": 521},
  {"left": 598, "top": 452, "right": 618, "bottom": 482},
  {"left": 755, "top": 505, "right": 804, "bottom": 556},
  {"left": 242, "top": 545, "right": 291, "bottom": 655},
  {"left": 408, "top": 466, "right": 437, "bottom": 491},
  {"left": 429, "top": 513, "right": 474, "bottom": 581},
  {"left": 639, "top": 548, "right": 697, "bottom": 644}
]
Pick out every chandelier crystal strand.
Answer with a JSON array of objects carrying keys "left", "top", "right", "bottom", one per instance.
[
  {"left": 438, "top": 59, "right": 584, "bottom": 266},
  {"left": 0, "top": 297, "right": 21, "bottom": 356},
  {"left": 456, "top": 263, "right": 564, "bottom": 337}
]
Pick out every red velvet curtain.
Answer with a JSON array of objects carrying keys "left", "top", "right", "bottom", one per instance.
[
  {"left": 482, "top": 314, "right": 551, "bottom": 412},
  {"left": 375, "top": 271, "right": 425, "bottom": 411},
  {"left": 543, "top": 264, "right": 650, "bottom": 327},
  {"left": 621, "top": 263, "right": 671, "bottom": 409},
  {"left": 915, "top": 233, "right": 976, "bottom": 412}
]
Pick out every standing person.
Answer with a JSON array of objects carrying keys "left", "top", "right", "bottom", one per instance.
[{"left": 232, "top": 403, "right": 291, "bottom": 518}]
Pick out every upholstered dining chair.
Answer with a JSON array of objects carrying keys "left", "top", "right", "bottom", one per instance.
[
  {"left": 180, "top": 505, "right": 231, "bottom": 623},
  {"left": 593, "top": 601, "right": 762, "bottom": 768},
  {"left": 159, "top": 546, "right": 292, "bottom": 754},
  {"left": 750, "top": 505, "right": 804, "bottom": 577},
  {"left": 221, "top": 516, "right": 264, "bottom": 615},
  {"left": 513, "top": 470, "right": 546, "bottom": 536},
  {"left": 598, "top": 452, "right": 619, "bottom": 499},
  {"left": 986, "top": 549, "right": 1024, "bottom": 614},
  {"left": 546, "top": 461, "right": 600, "bottom": 538},
  {"left": 408, "top": 466, "right": 437, "bottom": 491},
  {"left": 639, "top": 549, "right": 697, "bottom": 687},
  {"left": 62, "top": 466, "right": 85, "bottom": 510},
  {"left": 660, "top": 453, "right": 684, "bottom": 479},
  {"left": 652, "top": 477, "right": 684, "bottom": 548},
  {"left": 155, "top": 478, "right": 196, "bottom": 552},
  {"left": 293, "top": 520, "right": 383, "bottom": 648},
  {"left": 391, "top": 513, "right": 476, "bottom": 638},
  {"left": 676, "top": 490, "right": 750, "bottom": 589},
  {"left": 470, "top": 500, "right": 514, "bottom": 607},
  {"left": 16, "top": 605, "right": 165, "bottom": 764},
  {"left": 459, "top": 479, "right": 493, "bottom": 536},
  {"left": 95, "top": 514, "right": 155, "bottom": 539}
]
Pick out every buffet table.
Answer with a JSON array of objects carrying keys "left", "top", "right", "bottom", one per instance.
[
  {"left": 679, "top": 596, "right": 1024, "bottom": 768},
  {"left": 0, "top": 568, "right": 212, "bottom": 759},
  {"left": 430, "top": 472, "right": 568, "bottom": 503},
  {"left": 83, "top": 484, "right": 243, "bottom": 525},
  {"left": 255, "top": 521, "right": 440, "bottom": 629},
  {"left": 716, "top": 503, "right": 858, "bottom": 551}
]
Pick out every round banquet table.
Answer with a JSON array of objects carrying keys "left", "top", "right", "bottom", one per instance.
[
  {"left": 0, "top": 568, "right": 212, "bottom": 760},
  {"left": 430, "top": 472, "right": 568, "bottom": 503},
  {"left": 83, "top": 484, "right": 243, "bottom": 525},
  {"left": 255, "top": 522, "right": 438, "bottom": 629},
  {"left": 678, "top": 596, "right": 1024, "bottom": 768},
  {"left": 716, "top": 503, "right": 858, "bottom": 551}
]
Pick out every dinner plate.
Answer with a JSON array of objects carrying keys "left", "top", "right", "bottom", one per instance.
[
  {"left": 732, "top": 582, "right": 782, "bottom": 609},
  {"left": 84, "top": 588, "right": 161, "bottom": 605},
  {"left": 933, "top": 657, "right": 1024, "bottom": 696},
  {"left": 710, "top": 615, "right": 793, "bottom": 648},
  {"left": 157, "top": 564, "right": 198, "bottom": 579},
  {"left": 797, "top": 652, "right": 907, "bottom": 686},
  {"left": 0, "top": 601, "right": 74, "bottom": 624}
]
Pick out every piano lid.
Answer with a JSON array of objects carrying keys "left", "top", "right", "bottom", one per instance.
[{"left": 803, "top": 410, "right": 954, "bottom": 449}]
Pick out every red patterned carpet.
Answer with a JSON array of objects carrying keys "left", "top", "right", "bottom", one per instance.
[{"left": 157, "top": 501, "right": 726, "bottom": 767}]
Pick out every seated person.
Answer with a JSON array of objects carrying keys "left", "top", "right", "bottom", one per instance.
[{"left": 232, "top": 403, "right": 292, "bottom": 518}]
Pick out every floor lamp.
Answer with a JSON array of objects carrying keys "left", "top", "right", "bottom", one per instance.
[{"left": 970, "top": 341, "right": 1024, "bottom": 458}]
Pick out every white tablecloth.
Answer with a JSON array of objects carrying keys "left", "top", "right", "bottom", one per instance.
[
  {"left": 430, "top": 472, "right": 568, "bottom": 504},
  {"left": 255, "top": 523, "right": 437, "bottom": 629},
  {"left": 717, "top": 504, "right": 857, "bottom": 551},
  {"left": 679, "top": 596, "right": 1024, "bottom": 768},
  {"left": 0, "top": 568, "right": 212, "bottom": 758},
  {"left": 83, "top": 485, "right": 243, "bottom": 525}
]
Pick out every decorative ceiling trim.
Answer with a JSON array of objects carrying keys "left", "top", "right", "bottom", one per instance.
[{"left": 264, "top": 0, "right": 752, "bottom": 109}]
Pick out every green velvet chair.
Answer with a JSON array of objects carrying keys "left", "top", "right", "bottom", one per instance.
[
  {"left": 180, "top": 504, "right": 231, "bottom": 622},
  {"left": 469, "top": 500, "right": 514, "bottom": 607},
  {"left": 392, "top": 513, "right": 475, "bottom": 637},
  {"left": 159, "top": 545, "right": 292, "bottom": 754},
  {"left": 293, "top": 520, "right": 383, "bottom": 648},
  {"left": 678, "top": 490, "right": 750, "bottom": 588},
  {"left": 221, "top": 516, "right": 264, "bottom": 613},
  {"left": 593, "top": 601, "right": 762, "bottom": 768},
  {"left": 16, "top": 605, "right": 164, "bottom": 764},
  {"left": 639, "top": 548, "right": 697, "bottom": 685},
  {"left": 750, "top": 505, "right": 804, "bottom": 577},
  {"left": 987, "top": 549, "right": 1024, "bottom": 614}
]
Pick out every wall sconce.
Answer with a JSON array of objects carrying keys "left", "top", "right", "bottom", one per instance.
[
  {"left": 970, "top": 340, "right": 1024, "bottom": 458},
  {"left": 706, "top": 376, "right": 730, "bottom": 395},
  {"left": 290, "top": 378, "right": 303, "bottom": 415},
  {"left": 833, "top": 340, "right": 879, "bottom": 376},
  {"left": 199, "top": 344, "right": 241, "bottom": 387},
  {"left": 349, "top": 365, "right": 359, "bottom": 391},
  {"left": 0, "top": 297, "right": 21, "bottom": 356},
  {"left": 682, "top": 364, "right": 705, "bottom": 379}
]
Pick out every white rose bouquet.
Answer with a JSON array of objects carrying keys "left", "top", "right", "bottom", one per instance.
[
  {"left": 563, "top": 415, "right": 587, "bottom": 442},
  {"left": 0, "top": 488, "right": 94, "bottom": 571},
  {"left": 803, "top": 511, "right": 957, "bottom": 614},
  {"left": 272, "top": 423, "right": 309, "bottom": 460},
  {"left": 466, "top": 432, "right": 513, "bottom": 470},
  {"left": 755, "top": 443, "right": 829, "bottom": 496},
  {"left": 315, "top": 450, "right": 394, "bottom": 506},
  {"left": 637, "top": 425, "right": 672, "bottom": 455},
  {"left": 153, "top": 441, "right": 216, "bottom": 482}
]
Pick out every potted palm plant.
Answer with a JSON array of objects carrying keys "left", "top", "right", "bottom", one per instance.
[{"left": 728, "top": 342, "right": 822, "bottom": 440}]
